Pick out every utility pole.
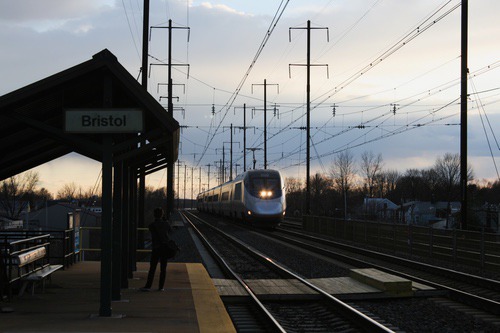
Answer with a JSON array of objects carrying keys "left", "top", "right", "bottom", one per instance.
[
  {"left": 229, "top": 124, "right": 233, "bottom": 180},
  {"left": 222, "top": 124, "right": 240, "bottom": 181},
  {"left": 205, "top": 163, "right": 211, "bottom": 189},
  {"left": 191, "top": 167, "right": 194, "bottom": 209},
  {"left": 222, "top": 146, "right": 225, "bottom": 183},
  {"left": 215, "top": 159, "right": 223, "bottom": 185},
  {"left": 289, "top": 20, "right": 329, "bottom": 215},
  {"left": 460, "top": 0, "right": 468, "bottom": 229},
  {"left": 176, "top": 160, "right": 182, "bottom": 209},
  {"left": 234, "top": 104, "right": 255, "bottom": 172},
  {"left": 183, "top": 164, "right": 187, "bottom": 209},
  {"left": 141, "top": 0, "right": 149, "bottom": 89},
  {"left": 149, "top": 19, "right": 190, "bottom": 220},
  {"left": 460, "top": 0, "right": 469, "bottom": 230},
  {"left": 252, "top": 80, "right": 279, "bottom": 169}
]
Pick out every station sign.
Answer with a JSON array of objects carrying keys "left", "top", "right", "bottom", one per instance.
[{"left": 65, "top": 109, "right": 143, "bottom": 133}]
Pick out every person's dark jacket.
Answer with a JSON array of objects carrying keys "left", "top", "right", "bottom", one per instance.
[{"left": 149, "top": 219, "right": 172, "bottom": 249}]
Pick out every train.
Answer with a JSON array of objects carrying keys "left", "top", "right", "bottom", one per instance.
[{"left": 196, "top": 169, "right": 286, "bottom": 228}]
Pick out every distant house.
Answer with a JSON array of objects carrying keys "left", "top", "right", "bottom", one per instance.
[
  {"left": 0, "top": 216, "right": 23, "bottom": 230},
  {"left": 26, "top": 202, "right": 102, "bottom": 259},
  {"left": 401, "top": 201, "right": 461, "bottom": 227},
  {"left": 363, "top": 198, "right": 399, "bottom": 221},
  {"left": 475, "top": 203, "right": 500, "bottom": 233},
  {"left": 26, "top": 202, "right": 101, "bottom": 230}
]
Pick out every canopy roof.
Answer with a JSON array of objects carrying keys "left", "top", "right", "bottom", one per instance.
[{"left": 0, "top": 49, "right": 179, "bottom": 180}]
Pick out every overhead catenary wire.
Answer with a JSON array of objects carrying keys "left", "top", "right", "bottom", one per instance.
[
  {"left": 265, "top": 60, "right": 499, "bottom": 168},
  {"left": 195, "top": 0, "right": 291, "bottom": 167},
  {"left": 152, "top": 0, "right": 500, "bottom": 187},
  {"left": 250, "top": 2, "right": 464, "bottom": 165},
  {"left": 469, "top": 75, "right": 500, "bottom": 181}
]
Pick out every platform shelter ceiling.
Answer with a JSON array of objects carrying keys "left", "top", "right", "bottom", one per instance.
[{"left": 0, "top": 49, "right": 179, "bottom": 181}]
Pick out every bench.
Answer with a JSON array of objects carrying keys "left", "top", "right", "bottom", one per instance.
[
  {"left": 14, "top": 246, "right": 63, "bottom": 296},
  {"left": 1, "top": 235, "right": 63, "bottom": 298}
]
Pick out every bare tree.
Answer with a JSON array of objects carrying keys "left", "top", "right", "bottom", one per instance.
[
  {"left": 360, "top": 151, "right": 383, "bottom": 197},
  {"left": 374, "top": 169, "right": 400, "bottom": 197},
  {"left": 310, "top": 173, "right": 331, "bottom": 215},
  {"left": 330, "top": 150, "right": 356, "bottom": 219},
  {"left": 284, "top": 177, "right": 302, "bottom": 194},
  {"left": 432, "top": 153, "right": 474, "bottom": 200},
  {"left": 0, "top": 171, "right": 40, "bottom": 219},
  {"left": 284, "top": 177, "right": 304, "bottom": 216},
  {"left": 56, "top": 182, "right": 79, "bottom": 201},
  {"left": 35, "top": 188, "right": 53, "bottom": 201},
  {"left": 432, "top": 153, "right": 474, "bottom": 226}
]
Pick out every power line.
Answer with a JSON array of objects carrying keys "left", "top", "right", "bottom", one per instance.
[{"left": 195, "top": 0, "right": 290, "bottom": 167}]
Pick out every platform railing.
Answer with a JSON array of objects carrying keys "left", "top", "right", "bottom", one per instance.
[
  {"left": 0, "top": 229, "right": 75, "bottom": 268},
  {"left": 76, "top": 227, "right": 151, "bottom": 262}
]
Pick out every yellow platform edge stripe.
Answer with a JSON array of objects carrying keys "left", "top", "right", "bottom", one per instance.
[{"left": 187, "top": 263, "right": 236, "bottom": 333}]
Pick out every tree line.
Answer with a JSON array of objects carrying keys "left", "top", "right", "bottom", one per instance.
[
  {"left": 285, "top": 151, "right": 499, "bottom": 226},
  {"left": 2, "top": 151, "right": 500, "bottom": 229}
]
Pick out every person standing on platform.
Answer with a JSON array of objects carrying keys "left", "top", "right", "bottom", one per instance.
[{"left": 140, "top": 207, "right": 172, "bottom": 291}]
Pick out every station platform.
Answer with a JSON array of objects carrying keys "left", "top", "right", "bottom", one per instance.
[{"left": 1, "top": 261, "right": 236, "bottom": 333}]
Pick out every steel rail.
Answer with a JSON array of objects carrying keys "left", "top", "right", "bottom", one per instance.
[
  {"left": 180, "top": 211, "right": 287, "bottom": 333},
  {"left": 273, "top": 227, "right": 500, "bottom": 315},
  {"left": 184, "top": 211, "right": 395, "bottom": 333}
]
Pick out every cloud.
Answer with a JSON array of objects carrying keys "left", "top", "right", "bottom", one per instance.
[
  {"left": 0, "top": 0, "right": 114, "bottom": 22},
  {"left": 199, "top": 2, "right": 252, "bottom": 17},
  {"left": 1, "top": 0, "right": 499, "bottom": 195},
  {"left": 0, "top": 0, "right": 114, "bottom": 33}
]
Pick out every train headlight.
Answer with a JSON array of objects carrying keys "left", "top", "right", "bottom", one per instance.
[{"left": 259, "top": 190, "right": 273, "bottom": 198}]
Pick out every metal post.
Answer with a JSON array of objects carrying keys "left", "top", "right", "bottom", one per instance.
[
  {"left": 112, "top": 161, "right": 123, "bottom": 301},
  {"left": 251, "top": 81, "right": 278, "bottom": 169},
  {"left": 264, "top": 80, "right": 267, "bottom": 169},
  {"left": 460, "top": 0, "right": 468, "bottom": 229},
  {"left": 121, "top": 164, "right": 130, "bottom": 287},
  {"left": 166, "top": 19, "right": 175, "bottom": 220},
  {"left": 289, "top": 20, "right": 328, "bottom": 215},
  {"left": 141, "top": 0, "right": 149, "bottom": 89},
  {"left": 128, "top": 168, "right": 137, "bottom": 277},
  {"left": 177, "top": 160, "right": 181, "bottom": 209},
  {"left": 230, "top": 124, "right": 233, "bottom": 180},
  {"left": 99, "top": 135, "right": 113, "bottom": 317},
  {"left": 234, "top": 105, "right": 250, "bottom": 172},
  {"left": 184, "top": 164, "right": 187, "bottom": 209},
  {"left": 206, "top": 163, "right": 211, "bottom": 189},
  {"left": 306, "top": 20, "right": 311, "bottom": 214},
  {"left": 244, "top": 104, "right": 246, "bottom": 171},
  {"left": 191, "top": 167, "right": 194, "bottom": 209}
]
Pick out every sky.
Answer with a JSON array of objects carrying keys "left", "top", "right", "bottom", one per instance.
[{"left": 1, "top": 0, "right": 499, "bottom": 197}]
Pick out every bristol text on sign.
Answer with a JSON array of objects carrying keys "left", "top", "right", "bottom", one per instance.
[{"left": 65, "top": 109, "right": 143, "bottom": 133}]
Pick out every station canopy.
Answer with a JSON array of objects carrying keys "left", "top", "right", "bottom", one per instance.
[{"left": 0, "top": 49, "right": 179, "bottom": 181}]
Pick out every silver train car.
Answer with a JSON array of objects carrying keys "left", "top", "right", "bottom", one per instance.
[{"left": 196, "top": 169, "right": 286, "bottom": 227}]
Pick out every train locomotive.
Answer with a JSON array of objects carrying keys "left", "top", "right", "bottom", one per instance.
[{"left": 196, "top": 169, "right": 286, "bottom": 227}]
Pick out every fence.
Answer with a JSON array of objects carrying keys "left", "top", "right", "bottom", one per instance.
[
  {"left": 76, "top": 227, "right": 151, "bottom": 262},
  {"left": 0, "top": 229, "right": 75, "bottom": 268},
  {"left": 303, "top": 216, "right": 500, "bottom": 276}
]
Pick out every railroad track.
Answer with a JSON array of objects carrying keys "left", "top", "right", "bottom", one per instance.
[
  {"left": 182, "top": 211, "right": 397, "bottom": 333},
  {"left": 273, "top": 224, "right": 500, "bottom": 316}
]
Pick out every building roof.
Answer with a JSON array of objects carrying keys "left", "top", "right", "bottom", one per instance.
[{"left": 0, "top": 49, "right": 179, "bottom": 180}]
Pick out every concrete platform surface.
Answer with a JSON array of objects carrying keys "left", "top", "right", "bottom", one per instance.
[{"left": 0, "top": 261, "right": 235, "bottom": 333}]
